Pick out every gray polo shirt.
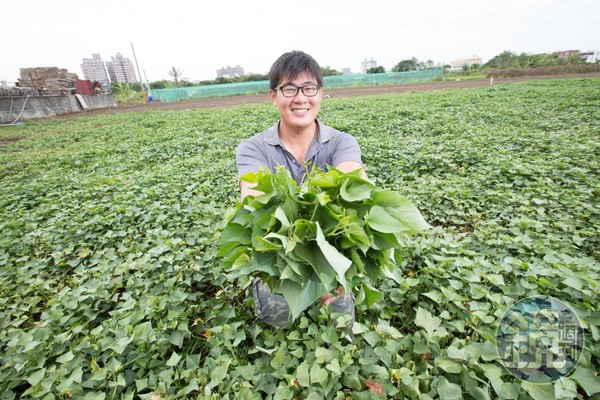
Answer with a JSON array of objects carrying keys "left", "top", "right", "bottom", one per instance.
[{"left": 236, "top": 120, "right": 363, "bottom": 185}]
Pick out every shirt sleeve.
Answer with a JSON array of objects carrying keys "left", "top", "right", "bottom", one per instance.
[
  {"left": 236, "top": 137, "right": 268, "bottom": 178},
  {"left": 330, "top": 132, "right": 363, "bottom": 167}
]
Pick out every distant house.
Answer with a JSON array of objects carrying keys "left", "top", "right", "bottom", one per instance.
[
  {"left": 550, "top": 49, "right": 599, "bottom": 63},
  {"left": 450, "top": 55, "right": 482, "bottom": 71},
  {"left": 551, "top": 50, "right": 580, "bottom": 59},
  {"left": 217, "top": 66, "right": 244, "bottom": 78},
  {"left": 578, "top": 51, "right": 600, "bottom": 63}
]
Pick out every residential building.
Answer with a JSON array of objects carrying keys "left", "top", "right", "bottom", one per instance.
[
  {"left": 106, "top": 53, "right": 137, "bottom": 83},
  {"left": 551, "top": 50, "right": 580, "bottom": 59},
  {"left": 80, "top": 54, "right": 110, "bottom": 85},
  {"left": 579, "top": 50, "right": 600, "bottom": 63},
  {"left": 548, "top": 49, "right": 600, "bottom": 63},
  {"left": 217, "top": 65, "right": 244, "bottom": 78},
  {"left": 450, "top": 55, "right": 483, "bottom": 71},
  {"left": 361, "top": 58, "right": 377, "bottom": 74}
]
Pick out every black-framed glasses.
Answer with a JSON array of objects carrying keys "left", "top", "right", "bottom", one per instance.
[{"left": 276, "top": 84, "right": 321, "bottom": 98}]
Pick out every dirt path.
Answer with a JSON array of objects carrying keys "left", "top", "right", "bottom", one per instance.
[{"left": 61, "top": 73, "right": 600, "bottom": 118}]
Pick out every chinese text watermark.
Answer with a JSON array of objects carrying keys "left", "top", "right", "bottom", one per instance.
[{"left": 496, "top": 296, "right": 584, "bottom": 383}]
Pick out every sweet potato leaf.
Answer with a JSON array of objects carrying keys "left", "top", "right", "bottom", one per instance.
[{"left": 220, "top": 166, "right": 429, "bottom": 320}]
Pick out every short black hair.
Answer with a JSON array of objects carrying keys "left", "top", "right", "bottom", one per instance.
[{"left": 269, "top": 50, "right": 323, "bottom": 90}]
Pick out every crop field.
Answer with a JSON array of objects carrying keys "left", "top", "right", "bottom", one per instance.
[{"left": 0, "top": 78, "right": 599, "bottom": 399}]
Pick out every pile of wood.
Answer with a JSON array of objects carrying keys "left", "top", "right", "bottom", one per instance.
[
  {"left": 0, "top": 84, "right": 38, "bottom": 97},
  {"left": 18, "top": 67, "right": 78, "bottom": 95}
]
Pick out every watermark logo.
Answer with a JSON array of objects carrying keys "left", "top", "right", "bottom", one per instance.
[{"left": 496, "top": 296, "right": 584, "bottom": 383}]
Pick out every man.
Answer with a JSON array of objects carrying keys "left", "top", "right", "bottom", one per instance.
[{"left": 236, "top": 50, "right": 366, "bottom": 327}]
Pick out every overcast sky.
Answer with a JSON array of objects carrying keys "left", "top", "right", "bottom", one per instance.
[{"left": 1, "top": 0, "right": 599, "bottom": 83}]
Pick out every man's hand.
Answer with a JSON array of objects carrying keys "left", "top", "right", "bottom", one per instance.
[
  {"left": 240, "top": 180, "right": 263, "bottom": 200},
  {"left": 319, "top": 286, "right": 345, "bottom": 306}
]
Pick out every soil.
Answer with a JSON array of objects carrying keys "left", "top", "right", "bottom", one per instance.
[{"left": 58, "top": 73, "right": 600, "bottom": 119}]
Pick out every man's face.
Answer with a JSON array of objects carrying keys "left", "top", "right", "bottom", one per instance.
[{"left": 269, "top": 72, "right": 322, "bottom": 132}]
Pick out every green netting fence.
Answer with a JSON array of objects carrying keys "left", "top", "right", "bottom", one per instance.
[{"left": 149, "top": 69, "right": 443, "bottom": 102}]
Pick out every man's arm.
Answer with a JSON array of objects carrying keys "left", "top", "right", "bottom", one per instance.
[
  {"left": 335, "top": 160, "right": 368, "bottom": 179},
  {"left": 237, "top": 137, "right": 268, "bottom": 201}
]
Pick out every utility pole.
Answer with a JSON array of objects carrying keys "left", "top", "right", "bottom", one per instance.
[
  {"left": 131, "top": 42, "right": 144, "bottom": 88},
  {"left": 144, "top": 69, "right": 153, "bottom": 100}
]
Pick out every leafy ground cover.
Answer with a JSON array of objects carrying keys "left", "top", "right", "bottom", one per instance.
[{"left": 0, "top": 78, "right": 598, "bottom": 399}]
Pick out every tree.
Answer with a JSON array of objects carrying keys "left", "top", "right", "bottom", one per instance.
[
  {"left": 485, "top": 51, "right": 517, "bottom": 68},
  {"left": 111, "top": 82, "right": 142, "bottom": 93},
  {"left": 392, "top": 57, "right": 420, "bottom": 72},
  {"left": 239, "top": 73, "right": 269, "bottom": 82},
  {"left": 168, "top": 66, "right": 183, "bottom": 87},
  {"left": 516, "top": 52, "right": 530, "bottom": 68},
  {"left": 322, "top": 66, "right": 341, "bottom": 76},
  {"left": 566, "top": 54, "right": 585, "bottom": 65},
  {"left": 149, "top": 80, "right": 168, "bottom": 89},
  {"left": 484, "top": 50, "right": 587, "bottom": 69},
  {"left": 111, "top": 82, "right": 146, "bottom": 105},
  {"left": 367, "top": 66, "right": 385, "bottom": 74}
]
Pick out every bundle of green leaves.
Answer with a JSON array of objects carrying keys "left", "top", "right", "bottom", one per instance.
[{"left": 219, "top": 166, "right": 431, "bottom": 320}]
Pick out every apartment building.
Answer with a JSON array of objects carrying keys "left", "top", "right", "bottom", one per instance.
[
  {"left": 361, "top": 58, "right": 377, "bottom": 74},
  {"left": 80, "top": 54, "right": 110, "bottom": 85},
  {"left": 106, "top": 53, "right": 137, "bottom": 83}
]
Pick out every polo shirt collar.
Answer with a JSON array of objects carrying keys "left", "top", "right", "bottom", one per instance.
[{"left": 263, "top": 119, "right": 334, "bottom": 146}]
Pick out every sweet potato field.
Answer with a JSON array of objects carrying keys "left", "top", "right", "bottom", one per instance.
[{"left": 0, "top": 78, "right": 599, "bottom": 399}]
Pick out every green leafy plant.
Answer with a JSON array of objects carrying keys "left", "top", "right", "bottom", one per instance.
[
  {"left": 219, "top": 166, "right": 431, "bottom": 319},
  {"left": 111, "top": 82, "right": 147, "bottom": 105}
]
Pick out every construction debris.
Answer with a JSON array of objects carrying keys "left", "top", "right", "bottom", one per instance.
[{"left": 18, "top": 67, "right": 78, "bottom": 95}]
